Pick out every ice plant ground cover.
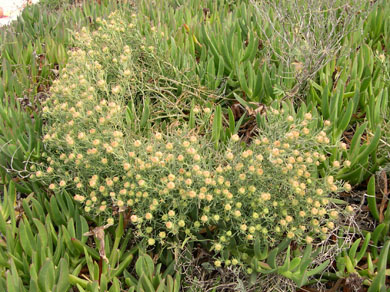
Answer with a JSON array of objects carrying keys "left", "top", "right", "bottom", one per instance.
[{"left": 0, "top": 0, "right": 389, "bottom": 291}]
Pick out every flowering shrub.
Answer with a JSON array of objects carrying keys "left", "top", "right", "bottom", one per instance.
[
  {"left": 45, "top": 12, "right": 205, "bottom": 134},
  {"left": 33, "top": 12, "right": 352, "bottom": 268}
]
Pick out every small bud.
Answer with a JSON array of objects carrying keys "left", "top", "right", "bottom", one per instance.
[
  {"left": 344, "top": 183, "right": 352, "bottom": 192},
  {"left": 343, "top": 160, "right": 351, "bottom": 168},
  {"left": 231, "top": 134, "right": 240, "bottom": 142},
  {"left": 332, "top": 161, "right": 340, "bottom": 168}
]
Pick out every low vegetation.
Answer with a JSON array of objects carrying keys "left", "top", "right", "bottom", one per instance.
[{"left": 0, "top": 0, "right": 389, "bottom": 291}]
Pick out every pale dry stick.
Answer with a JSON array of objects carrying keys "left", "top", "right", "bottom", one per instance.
[{"left": 0, "top": 142, "right": 32, "bottom": 179}]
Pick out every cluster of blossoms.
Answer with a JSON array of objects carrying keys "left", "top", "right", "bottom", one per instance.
[{"left": 34, "top": 12, "right": 353, "bottom": 269}]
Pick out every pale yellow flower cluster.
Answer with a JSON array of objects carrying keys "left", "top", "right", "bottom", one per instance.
[{"left": 35, "top": 12, "right": 352, "bottom": 268}]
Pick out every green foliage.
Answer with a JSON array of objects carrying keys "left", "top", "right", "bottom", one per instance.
[
  {"left": 0, "top": 1, "right": 179, "bottom": 292},
  {"left": 124, "top": 254, "right": 181, "bottom": 292},
  {"left": 136, "top": 0, "right": 371, "bottom": 101},
  {"left": 39, "top": 0, "right": 75, "bottom": 10},
  {"left": 36, "top": 21, "right": 352, "bottom": 263},
  {"left": 271, "top": 244, "right": 329, "bottom": 288},
  {"left": 367, "top": 175, "right": 380, "bottom": 221},
  {"left": 0, "top": 99, "right": 41, "bottom": 190},
  {"left": 324, "top": 227, "right": 390, "bottom": 291},
  {"left": 365, "top": 171, "right": 390, "bottom": 240},
  {"left": 0, "top": 180, "right": 180, "bottom": 291},
  {"left": 0, "top": 0, "right": 131, "bottom": 101},
  {"left": 134, "top": 0, "right": 390, "bottom": 185},
  {"left": 308, "top": 39, "right": 389, "bottom": 184},
  {"left": 0, "top": 182, "right": 83, "bottom": 291},
  {"left": 0, "top": 0, "right": 389, "bottom": 290},
  {"left": 0, "top": 0, "right": 135, "bottom": 191}
]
